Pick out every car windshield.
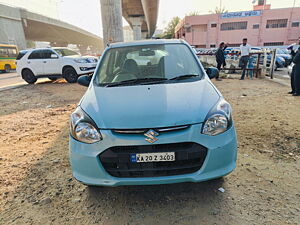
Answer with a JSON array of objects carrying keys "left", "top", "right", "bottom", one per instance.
[
  {"left": 95, "top": 43, "right": 203, "bottom": 86},
  {"left": 54, "top": 48, "right": 80, "bottom": 57}
]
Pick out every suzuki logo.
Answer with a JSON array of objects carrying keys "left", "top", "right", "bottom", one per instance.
[{"left": 144, "top": 129, "right": 159, "bottom": 143}]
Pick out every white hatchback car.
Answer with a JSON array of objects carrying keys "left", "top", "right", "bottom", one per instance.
[{"left": 16, "top": 47, "right": 98, "bottom": 84}]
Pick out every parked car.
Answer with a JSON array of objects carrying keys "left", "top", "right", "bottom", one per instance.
[
  {"left": 69, "top": 39, "right": 238, "bottom": 187},
  {"left": 16, "top": 47, "right": 98, "bottom": 84},
  {"left": 254, "top": 54, "right": 285, "bottom": 70},
  {"left": 276, "top": 49, "right": 292, "bottom": 66}
]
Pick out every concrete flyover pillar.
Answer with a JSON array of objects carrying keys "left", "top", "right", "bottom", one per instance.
[
  {"left": 128, "top": 17, "right": 144, "bottom": 40},
  {"left": 100, "top": 0, "right": 124, "bottom": 46}
]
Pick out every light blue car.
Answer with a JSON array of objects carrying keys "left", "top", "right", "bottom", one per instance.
[{"left": 69, "top": 39, "right": 237, "bottom": 186}]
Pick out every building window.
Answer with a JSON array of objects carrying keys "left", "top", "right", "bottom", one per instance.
[
  {"left": 266, "top": 19, "right": 288, "bottom": 28},
  {"left": 192, "top": 25, "right": 208, "bottom": 32},
  {"left": 220, "top": 21, "right": 247, "bottom": 31},
  {"left": 263, "top": 42, "right": 284, "bottom": 46},
  {"left": 253, "top": 24, "right": 259, "bottom": 29},
  {"left": 292, "top": 22, "right": 300, "bottom": 27},
  {"left": 210, "top": 44, "right": 216, "bottom": 48},
  {"left": 211, "top": 23, "right": 217, "bottom": 28}
]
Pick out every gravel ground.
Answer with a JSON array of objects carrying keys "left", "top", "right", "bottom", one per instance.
[{"left": 0, "top": 78, "right": 299, "bottom": 225}]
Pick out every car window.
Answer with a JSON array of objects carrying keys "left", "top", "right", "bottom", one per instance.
[
  {"left": 16, "top": 50, "right": 28, "bottom": 60},
  {"left": 28, "top": 50, "right": 43, "bottom": 59},
  {"left": 42, "top": 49, "right": 57, "bottom": 59},
  {"left": 54, "top": 49, "right": 79, "bottom": 57},
  {"left": 96, "top": 44, "right": 203, "bottom": 85}
]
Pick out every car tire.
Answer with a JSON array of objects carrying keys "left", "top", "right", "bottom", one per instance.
[
  {"left": 4, "top": 64, "right": 11, "bottom": 73},
  {"left": 48, "top": 77, "right": 58, "bottom": 81},
  {"left": 63, "top": 67, "right": 78, "bottom": 83},
  {"left": 22, "top": 69, "right": 37, "bottom": 84},
  {"left": 275, "top": 63, "right": 278, "bottom": 71}
]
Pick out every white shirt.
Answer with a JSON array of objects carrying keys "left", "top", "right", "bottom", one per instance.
[
  {"left": 292, "top": 44, "right": 300, "bottom": 52},
  {"left": 240, "top": 44, "right": 251, "bottom": 56}
]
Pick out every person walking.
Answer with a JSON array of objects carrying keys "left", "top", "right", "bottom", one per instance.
[
  {"left": 239, "top": 38, "right": 251, "bottom": 80},
  {"left": 215, "top": 42, "right": 228, "bottom": 81},
  {"left": 291, "top": 47, "right": 300, "bottom": 96}
]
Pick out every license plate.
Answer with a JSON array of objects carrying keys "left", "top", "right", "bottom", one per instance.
[{"left": 130, "top": 152, "right": 175, "bottom": 163}]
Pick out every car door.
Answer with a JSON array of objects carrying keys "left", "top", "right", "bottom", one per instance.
[
  {"left": 27, "top": 50, "right": 44, "bottom": 75},
  {"left": 42, "top": 49, "right": 61, "bottom": 75}
]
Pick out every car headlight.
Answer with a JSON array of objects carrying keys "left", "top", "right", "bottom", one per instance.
[
  {"left": 74, "top": 58, "right": 89, "bottom": 63},
  {"left": 202, "top": 99, "right": 232, "bottom": 136},
  {"left": 70, "top": 107, "right": 102, "bottom": 144}
]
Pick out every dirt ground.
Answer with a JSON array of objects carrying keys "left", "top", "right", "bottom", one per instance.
[{"left": 0, "top": 78, "right": 299, "bottom": 225}]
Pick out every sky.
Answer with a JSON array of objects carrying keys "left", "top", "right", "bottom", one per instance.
[{"left": 0, "top": 0, "right": 299, "bottom": 37}]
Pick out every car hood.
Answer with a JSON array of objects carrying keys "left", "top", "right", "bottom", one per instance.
[
  {"left": 80, "top": 79, "right": 220, "bottom": 129},
  {"left": 64, "top": 55, "right": 97, "bottom": 62}
]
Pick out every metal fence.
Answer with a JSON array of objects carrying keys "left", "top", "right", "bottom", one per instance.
[{"left": 197, "top": 49, "right": 278, "bottom": 79}]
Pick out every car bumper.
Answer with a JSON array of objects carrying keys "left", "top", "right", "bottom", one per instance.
[
  {"left": 69, "top": 124, "right": 238, "bottom": 186},
  {"left": 74, "top": 63, "right": 97, "bottom": 75}
]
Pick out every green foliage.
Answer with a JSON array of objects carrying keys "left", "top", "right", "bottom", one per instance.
[
  {"left": 159, "top": 17, "right": 181, "bottom": 39},
  {"left": 209, "top": 7, "right": 228, "bottom": 14},
  {"left": 26, "top": 40, "right": 36, "bottom": 48},
  {"left": 186, "top": 11, "right": 201, "bottom": 16}
]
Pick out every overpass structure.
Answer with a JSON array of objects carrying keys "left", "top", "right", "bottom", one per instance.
[
  {"left": 0, "top": 3, "right": 103, "bottom": 52},
  {"left": 122, "top": 0, "right": 159, "bottom": 40},
  {"left": 100, "top": 0, "right": 159, "bottom": 46}
]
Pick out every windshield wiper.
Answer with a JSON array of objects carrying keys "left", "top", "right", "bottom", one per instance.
[
  {"left": 105, "top": 78, "right": 168, "bottom": 87},
  {"left": 169, "top": 74, "right": 199, "bottom": 80}
]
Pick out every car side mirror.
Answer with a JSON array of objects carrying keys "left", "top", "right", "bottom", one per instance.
[
  {"left": 206, "top": 67, "right": 219, "bottom": 79},
  {"left": 51, "top": 54, "right": 58, "bottom": 59},
  {"left": 77, "top": 75, "right": 91, "bottom": 87}
]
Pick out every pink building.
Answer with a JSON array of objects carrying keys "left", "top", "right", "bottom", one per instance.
[{"left": 175, "top": 4, "right": 300, "bottom": 48}]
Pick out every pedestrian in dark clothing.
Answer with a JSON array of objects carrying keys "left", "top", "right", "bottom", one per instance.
[
  {"left": 291, "top": 49, "right": 300, "bottom": 96},
  {"left": 215, "top": 42, "right": 227, "bottom": 81},
  {"left": 288, "top": 38, "right": 300, "bottom": 94}
]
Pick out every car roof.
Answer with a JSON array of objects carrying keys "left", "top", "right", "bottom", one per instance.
[{"left": 108, "top": 39, "right": 186, "bottom": 48}]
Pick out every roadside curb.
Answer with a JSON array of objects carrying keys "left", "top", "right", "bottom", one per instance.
[{"left": 0, "top": 83, "right": 27, "bottom": 92}]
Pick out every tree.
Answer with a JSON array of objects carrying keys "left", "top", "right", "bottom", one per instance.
[
  {"left": 186, "top": 11, "right": 201, "bottom": 16},
  {"left": 209, "top": 6, "right": 228, "bottom": 14},
  {"left": 159, "top": 17, "right": 181, "bottom": 39}
]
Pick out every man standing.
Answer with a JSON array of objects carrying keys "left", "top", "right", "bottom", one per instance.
[
  {"left": 215, "top": 42, "right": 228, "bottom": 81},
  {"left": 288, "top": 38, "right": 300, "bottom": 94},
  {"left": 239, "top": 38, "right": 251, "bottom": 80},
  {"left": 291, "top": 47, "right": 300, "bottom": 96}
]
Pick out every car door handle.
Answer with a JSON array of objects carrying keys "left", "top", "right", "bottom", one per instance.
[{"left": 43, "top": 61, "right": 47, "bottom": 63}]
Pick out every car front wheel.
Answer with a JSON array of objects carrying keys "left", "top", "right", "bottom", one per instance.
[
  {"left": 22, "top": 69, "right": 37, "bottom": 84},
  {"left": 63, "top": 67, "right": 78, "bottom": 83}
]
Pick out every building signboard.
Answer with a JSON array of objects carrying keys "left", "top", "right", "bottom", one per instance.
[{"left": 221, "top": 10, "right": 261, "bottom": 19}]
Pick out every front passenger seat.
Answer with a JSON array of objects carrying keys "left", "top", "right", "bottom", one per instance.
[{"left": 123, "top": 59, "right": 139, "bottom": 76}]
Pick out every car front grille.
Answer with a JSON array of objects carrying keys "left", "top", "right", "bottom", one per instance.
[{"left": 99, "top": 142, "right": 207, "bottom": 178}]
